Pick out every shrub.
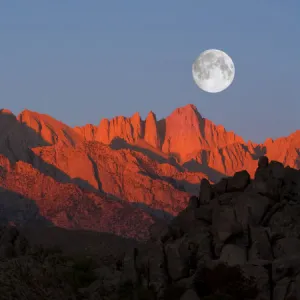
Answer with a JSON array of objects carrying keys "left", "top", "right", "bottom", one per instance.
[{"left": 63, "top": 256, "right": 98, "bottom": 289}]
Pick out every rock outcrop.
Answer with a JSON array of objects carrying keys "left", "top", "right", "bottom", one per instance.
[{"left": 110, "top": 156, "right": 300, "bottom": 300}]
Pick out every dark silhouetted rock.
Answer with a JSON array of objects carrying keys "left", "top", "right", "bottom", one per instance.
[
  {"left": 119, "top": 157, "right": 300, "bottom": 299},
  {"left": 227, "top": 170, "right": 250, "bottom": 192},
  {"left": 180, "top": 289, "right": 200, "bottom": 300},
  {"left": 199, "top": 178, "right": 213, "bottom": 205},
  {"left": 188, "top": 196, "right": 199, "bottom": 209},
  {"left": 258, "top": 155, "right": 269, "bottom": 168}
]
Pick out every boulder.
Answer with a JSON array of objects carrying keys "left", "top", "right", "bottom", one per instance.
[
  {"left": 136, "top": 241, "right": 168, "bottom": 295},
  {"left": 268, "top": 204, "right": 300, "bottom": 238},
  {"left": 194, "top": 206, "right": 212, "bottom": 223},
  {"left": 165, "top": 237, "right": 190, "bottom": 281},
  {"left": 272, "top": 255, "right": 300, "bottom": 282},
  {"left": 248, "top": 226, "right": 273, "bottom": 261},
  {"left": 212, "top": 204, "right": 243, "bottom": 243},
  {"left": 269, "top": 161, "right": 285, "bottom": 180},
  {"left": 188, "top": 196, "right": 199, "bottom": 209},
  {"left": 217, "top": 191, "right": 242, "bottom": 205},
  {"left": 258, "top": 155, "right": 269, "bottom": 168},
  {"left": 227, "top": 170, "right": 250, "bottom": 192},
  {"left": 273, "top": 237, "right": 300, "bottom": 259},
  {"left": 273, "top": 277, "right": 291, "bottom": 300},
  {"left": 234, "top": 193, "right": 271, "bottom": 226},
  {"left": 213, "top": 178, "right": 228, "bottom": 195},
  {"left": 220, "top": 244, "right": 247, "bottom": 266},
  {"left": 252, "top": 160, "right": 286, "bottom": 201},
  {"left": 180, "top": 289, "right": 200, "bottom": 300},
  {"left": 192, "top": 232, "right": 212, "bottom": 262},
  {"left": 170, "top": 207, "right": 209, "bottom": 237},
  {"left": 88, "top": 266, "right": 121, "bottom": 295},
  {"left": 199, "top": 178, "right": 213, "bottom": 205}
]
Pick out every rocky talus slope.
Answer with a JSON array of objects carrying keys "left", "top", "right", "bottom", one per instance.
[{"left": 1, "top": 156, "right": 300, "bottom": 299}]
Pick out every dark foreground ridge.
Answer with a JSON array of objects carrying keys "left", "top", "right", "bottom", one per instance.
[{"left": 0, "top": 156, "right": 300, "bottom": 299}]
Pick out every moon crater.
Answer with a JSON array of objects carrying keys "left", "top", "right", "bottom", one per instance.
[{"left": 192, "top": 49, "right": 235, "bottom": 93}]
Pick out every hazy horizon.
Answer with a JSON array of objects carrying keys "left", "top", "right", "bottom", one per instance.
[{"left": 1, "top": 1, "right": 300, "bottom": 143}]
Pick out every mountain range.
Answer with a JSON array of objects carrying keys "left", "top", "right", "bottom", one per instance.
[{"left": 0, "top": 104, "right": 299, "bottom": 240}]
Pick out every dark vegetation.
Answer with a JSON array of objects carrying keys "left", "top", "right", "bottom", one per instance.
[
  {"left": 0, "top": 239, "right": 98, "bottom": 299},
  {"left": 0, "top": 225, "right": 258, "bottom": 300}
]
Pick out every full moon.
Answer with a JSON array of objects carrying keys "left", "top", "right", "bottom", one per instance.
[{"left": 192, "top": 49, "right": 235, "bottom": 93}]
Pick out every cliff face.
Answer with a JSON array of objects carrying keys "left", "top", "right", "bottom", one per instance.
[
  {"left": 76, "top": 104, "right": 246, "bottom": 160},
  {"left": 74, "top": 104, "right": 300, "bottom": 179},
  {"left": 0, "top": 105, "right": 299, "bottom": 240}
]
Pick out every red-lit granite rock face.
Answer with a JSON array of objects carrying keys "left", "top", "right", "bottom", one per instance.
[
  {"left": 31, "top": 141, "right": 204, "bottom": 216},
  {"left": 161, "top": 104, "right": 243, "bottom": 157},
  {"left": 73, "top": 104, "right": 300, "bottom": 178},
  {"left": 144, "top": 111, "right": 160, "bottom": 148},
  {"left": 17, "top": 109, "right": 83, "bottom": 147},
  {"left": 0, "top": 154, "right": 154, "bottom": 240},
  {"left": 95, "top": 112, "right": 144, "bottom": 145},
  {"left": 73, "top": 123, "right": 97, "bottom": 141}
]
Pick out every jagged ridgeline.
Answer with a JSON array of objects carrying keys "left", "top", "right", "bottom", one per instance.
[{"left": 1, "top": 156, "right": 300, "bottom": 299}]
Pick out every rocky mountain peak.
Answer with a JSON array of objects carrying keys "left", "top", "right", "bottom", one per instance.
[
  {"left": 130, "top": 111, "right": 142, "bottom": 121},
  {"left": 17, "top": 109, "right": 82, "bottom": 147},
  {"left": 171, "top": 103, "right": 202, "bottom": 118},
  {"left": 0, "top": 108, "right": 15, "bottom": 116},
  {"left": 144, "top": 110, "right": 160, "bottom": 148},
  {"left": 146, "top": 110, "right": 157, "bottom": 119}
]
